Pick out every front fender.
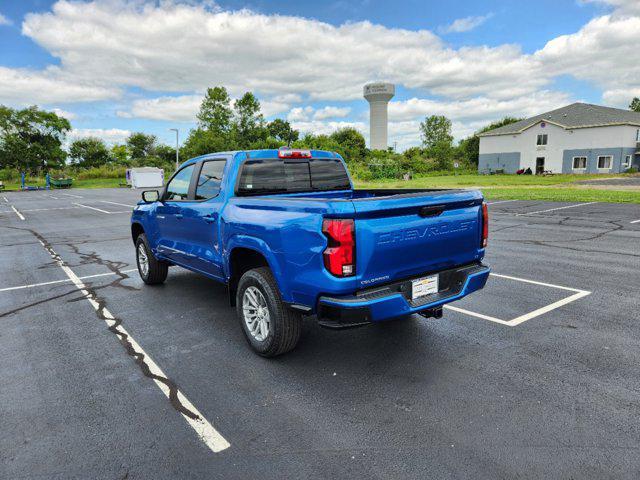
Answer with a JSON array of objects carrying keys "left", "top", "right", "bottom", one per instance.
[{"left": 131, "top": 205, "right": 160, "bottom": 252}]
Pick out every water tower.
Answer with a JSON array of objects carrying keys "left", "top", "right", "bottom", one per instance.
[{"left": 363, "top": 82, "right": 395, "bottom": 150}]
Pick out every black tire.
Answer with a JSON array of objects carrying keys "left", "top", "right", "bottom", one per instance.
[
  {"left": 135, "top": 233, "right": 168, "bottom": 285},
  {"left": 236, "top": 267, "right": 302, "bottom": 357}
]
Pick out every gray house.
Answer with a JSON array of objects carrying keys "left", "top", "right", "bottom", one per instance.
[{"left": 478, "top": 103, "right": 640, "bottom": 174}]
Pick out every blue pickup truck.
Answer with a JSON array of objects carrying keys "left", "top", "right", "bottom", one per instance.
[{"left": 131, "top": 148, "right": 490, "bottom": 356}]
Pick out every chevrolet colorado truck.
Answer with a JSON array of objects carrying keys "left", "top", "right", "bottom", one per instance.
[{"left": 131, "top": 148, "right": 490, "bottom": 357}]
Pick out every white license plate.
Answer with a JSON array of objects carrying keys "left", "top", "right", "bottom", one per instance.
[{"left": 411, "top": 275, "right": 439, "bottom": 300}]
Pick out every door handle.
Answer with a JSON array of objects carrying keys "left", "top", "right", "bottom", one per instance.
[
  {"left": 203, "top": 214, "right": 217, "bottom": 223},
  {"left": 175, "top": 213, "right": 184, "bottom": 219}
]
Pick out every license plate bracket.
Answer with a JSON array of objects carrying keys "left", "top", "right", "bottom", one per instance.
[{"left": 411, "top": 275, "right": 439, "bottom": 300}]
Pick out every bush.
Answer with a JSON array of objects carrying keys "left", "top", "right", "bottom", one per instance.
[
  {"left": 0, "top": 169, "right": 18, "bottom": 181},
  {"left": 73, "top": 166, "right": 127, "bottom": 180}
]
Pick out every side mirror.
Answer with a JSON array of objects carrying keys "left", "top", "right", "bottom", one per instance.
[{"left": 141, "top": 190, "right": 160, "bottom": 203}]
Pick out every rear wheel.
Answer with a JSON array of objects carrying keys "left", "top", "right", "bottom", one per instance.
[
  {"left": 135, "top": 233, "right": 168, "bottom": 285},
  {"left": 236, "top": 267, "right": 302, "bottom": 357}
]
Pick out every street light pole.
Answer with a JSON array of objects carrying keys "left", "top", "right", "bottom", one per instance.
[{"left": 169, "top": 128, "right": 179, "bottom": 170}]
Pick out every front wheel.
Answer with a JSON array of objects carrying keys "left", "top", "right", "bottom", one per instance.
[
  {"left": 135, "top": 233, "right": 168, "bottom": 285},
  {"left": 236, "top": 267, "right": 302, "bottom": 357}
]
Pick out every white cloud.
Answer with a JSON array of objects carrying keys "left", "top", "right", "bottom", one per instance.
[
  {"left": 117, "top": 91, "right": 300, "bottom": 122},
  {"left": 438, "top": 14, "right": 493, "bottom": 34},
  {"left": 313, "top": 106, "right": 351, "bottom": 120},
  {"left": 5, "top": 0, "right": 640, "bottom": 151},
  {"left": 0, "top": 66, "right": 120, "bottom": 105},
  {"left": 579, "top": 0, "right": 640, "bottom": 15},
  {"left": 389, "top": 91, "right": 571, "bottom": 123},
  {"left": 287, "top": 106, "right": 314, "bottom": 122},
  {"left": 291, "top": 120, "right": 367, "bottom": 137},
  {"left": 118, "top": 95, "right": 202, "bottom": 122},
  {"left": 261, "top": 94, "right": 302, "bottom": 117},
  {"left": 51, "top": 108, "right": 77, "bottom": 120},
  {"left": 20, "top": 1, "right": 543, "bottom": 102},
  {"left": 602, "top": 88, "right": 640, "bottom": 107},
  {"left": 534, "top": 13, "right": 640, "bottom": 106},
  {"left": 0, "top": 13, "right": 12, "bottom": 26},
  {"left": 69, "top": 128, "right": 131, "bottom": 145}
]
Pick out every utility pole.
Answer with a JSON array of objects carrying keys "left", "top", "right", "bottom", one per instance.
[{"left": 169, "top": 128, "right": 179, "bottom": 170}]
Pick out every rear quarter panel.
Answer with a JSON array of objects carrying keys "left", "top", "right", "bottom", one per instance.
[{"left": 222, "top": 196, "right": 356, "bottom": 307}]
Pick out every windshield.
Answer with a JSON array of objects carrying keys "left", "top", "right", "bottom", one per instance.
[{"left": 237, "top": 158, "right": 351, "bottom": 196}]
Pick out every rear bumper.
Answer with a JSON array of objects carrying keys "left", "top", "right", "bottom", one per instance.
[{"left": 317, "top": 263, "right": 490, "bottom": 328}]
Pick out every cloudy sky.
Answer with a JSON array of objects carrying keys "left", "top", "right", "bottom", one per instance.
[{"left": 1, "top": 0, "right": 639, "bottom": 150}]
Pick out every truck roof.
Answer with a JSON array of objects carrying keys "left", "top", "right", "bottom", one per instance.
[{"left": 179, "top": 149, "right": 342, "bottom": 169}]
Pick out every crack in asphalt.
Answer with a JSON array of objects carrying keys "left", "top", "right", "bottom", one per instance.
[
  {"left": 1, "top": 223, "right": 202, "bottom": 421},
  {"left": 0, "top": 289, "right": 81, "bottom": 318}
]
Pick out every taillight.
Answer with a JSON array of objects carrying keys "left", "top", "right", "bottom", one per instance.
[
  {"left": 322, "top": 219, "right": 355, "bottom": 277},
  {"left": 481, "top": 202, "right": 488, "bottom": 248}
]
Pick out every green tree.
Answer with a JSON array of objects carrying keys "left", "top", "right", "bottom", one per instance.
[
  {"left": 429, "top": 141, "right": 454, "bottom": 170},
  {"left": 293, "top": 133, "right": 341, "bottom": 154},
  {"left": 181, "top": 128, "right": 234, "bottom": 160},
  {"left": 0, "top": 105, "right": 71, "bottom": 173},
  {"left": 197, "top": 86, "right": 233, "bottom": 134},
  {"left": 155, "top": 144, "right": 177, "bottom": 165},
  {"left": 420, "top": 115, "right": 453, "bottom": 149},
  {"left": 329, "top": 127, "right": 367, "bottom": 163},
  {"left": 68, "top": 137, "right": 111, "bottom": 168},
  {"left": 232, "top": 92, "right": 267, "bottom": 147},
  {"left": 458, "top": 116, "right": 523, "bottom": 165},
  {"left": 267, "top": 118, "right": 299, "bottom": 144},
  {"left": 126, "top": 132, "right": 157, "bottom": 160},
  {"left": 630, "top": 97, "right": 640, "bottom": 112},
  {"left": 111, "top": 144, "right": 129, "bottom": 165}
]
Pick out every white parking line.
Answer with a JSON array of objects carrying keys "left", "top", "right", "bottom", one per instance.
[
  {"left": 630, "top": 219, "right": 640, "bottom": 224},
  {"left": 3, "top": 196, "right": 9, "bottom": 203},
  {"left": 486, "top": 200, "right": 517, "bottom": 205},
  {"left": 22, "top": 207, "right": 81, "bottom": 212},
  {"left": 11, "top": 205, "right": 25, "bottom": 221},
  {"left": 100, "top": 200, "right": 134, "bottom": 208},
  {"left": 73, "top": 202, "right": 111, "bottom": 214},
  {"left": 61, "top": 193, "right": 83, "bottom": 198},
  {"left": 444, "top": 272, "right": 591, "bottom": 327},
  {"left": 48, "top": 195, "right": 60, "bottom": 200},
  {"left": 35, "top": 237, "right": 230, "bottom": 453},
  {"left": 516, "top": 202, "right": 598, "bottom": 216},
  {"left": 0, "top": 269, "right": 138, "bottom": 293},
  {"left": 490, "top": 272, "right": 583, "bottom": 292}
]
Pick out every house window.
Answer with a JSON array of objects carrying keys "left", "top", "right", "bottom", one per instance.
[
  {"left": 623, "top": 155, "right": 632, "bottom": 169},
  {"left": 536, "top": 134, "right": 548, "bottom": 146},
  {"left": 597, "top": 155, "right": 612, "bottom": 169},
  {"left": 572, "top": 157, "right": 587, "bottom": 169},
  {"left": 637, "top": 129, "right": 640, "bottom": 142}
]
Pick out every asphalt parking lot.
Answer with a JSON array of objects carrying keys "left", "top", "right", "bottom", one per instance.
[{"left": 1, "top": 189, "right": 639, "bottom": 479}]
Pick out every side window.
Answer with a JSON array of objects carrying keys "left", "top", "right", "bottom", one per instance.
[
  {"left": 572, "top": 157, "right": 587, "bottom": 169},
  {"left": 195, "top": 160, "right": 226, "bottom": 200},
  {"left": 165, "top": 164, "right": 195, "bottom": 201},
  {"left": 597, "top": 155, "right": 612, "bottom": 169}
]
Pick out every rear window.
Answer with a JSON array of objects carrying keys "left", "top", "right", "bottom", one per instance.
[{"left": 237, "top": 158, "right": 350, "bottom": 196}]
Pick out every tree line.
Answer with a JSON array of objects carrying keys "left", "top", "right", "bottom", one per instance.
[{"left": 4, "top": 89, "right": 638, "bottom": 181}]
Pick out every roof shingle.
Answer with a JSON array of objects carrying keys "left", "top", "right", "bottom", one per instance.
[{"left": 479, "top": 102, "right": 640, "bottom": 136}]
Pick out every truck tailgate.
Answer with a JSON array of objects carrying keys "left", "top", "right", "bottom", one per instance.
[{"left": 351, "top": 190, "right": 484, "bottom": 287}]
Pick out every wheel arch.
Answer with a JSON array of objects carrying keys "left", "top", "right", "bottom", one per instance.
[
  {"left": 226, "top": 236, "right": 288, "bottom": 306},
  {"left": 131, "top": 222, "right": 144, "bottom": 243}
]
